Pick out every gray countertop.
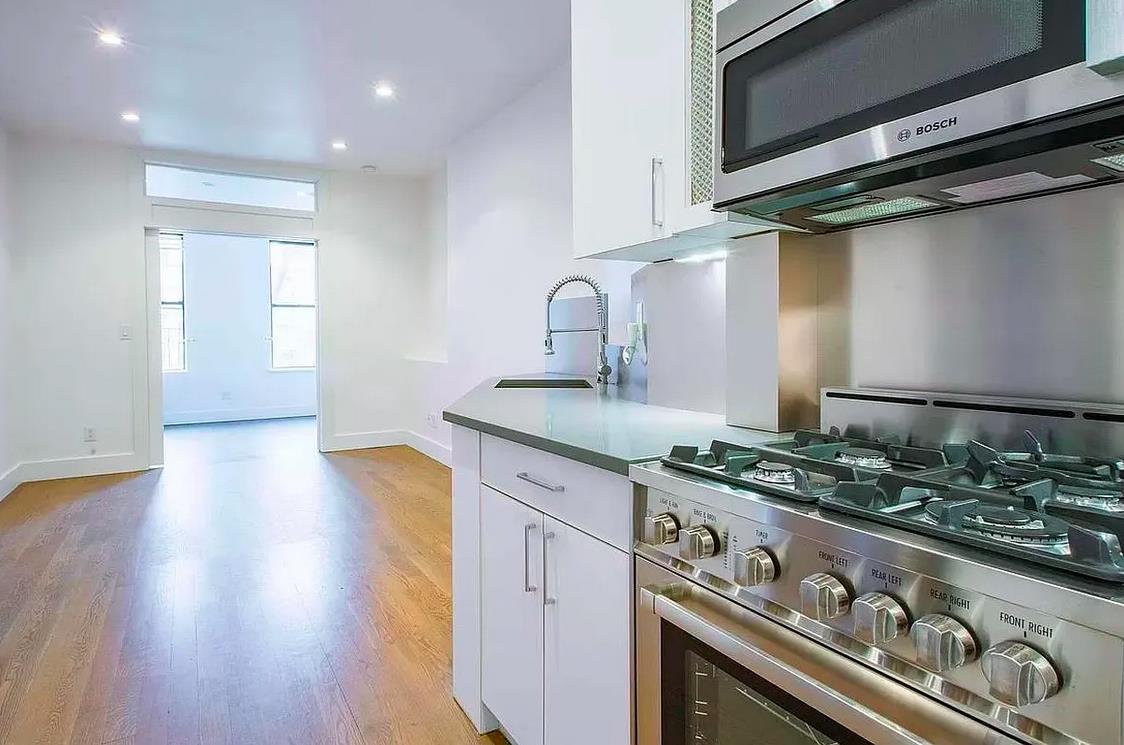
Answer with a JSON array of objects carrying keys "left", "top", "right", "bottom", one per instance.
[{"left": 442, "top": 374, "right": 783, "bottom": 474}]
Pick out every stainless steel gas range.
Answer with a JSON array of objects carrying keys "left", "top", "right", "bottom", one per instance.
[{"left": 634, "top": 388, "right": 1124, "bottom": 745}]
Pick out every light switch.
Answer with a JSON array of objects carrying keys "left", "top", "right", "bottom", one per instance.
[{"left": 119, "top": 324, "right": 132, "bottom": 340}]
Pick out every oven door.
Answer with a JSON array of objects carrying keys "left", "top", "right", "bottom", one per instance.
[
  {"left": 713, "top": 0, "right": 1112, "bottom": 208},
  {"left": 636, "top": 557, "right": 1018, "bottom": 745}
]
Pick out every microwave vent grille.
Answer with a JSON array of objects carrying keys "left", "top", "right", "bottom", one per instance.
[
  {"left": 807, "top": 196, "right": 940, "bottom": 225},
  {"left": 1094, "top": 154, "right": 1124, "bottom": 173}
]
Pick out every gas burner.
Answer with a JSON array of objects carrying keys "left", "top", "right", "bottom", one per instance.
[
  {"left": 660, "top": 440, "right": 850, "bottom": 503},
  {"left": 1052, "top": 488, "right": 1124, "bottom": 512},
  {"left": 752, "top": 461, "right": 796, "bottom": 485},
  {"left": 835, "top": 447, "right": 891, "bottom": 470},
  {"left": 925, "top": 502, "right": 1069, "bottom": 546}
]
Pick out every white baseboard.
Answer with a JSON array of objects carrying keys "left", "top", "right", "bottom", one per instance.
[
  {"left": 0, "top": 463, "right": 21, "bottom": 503},
  {"left": 404, "top": 431, "right": 452, "bottom": 467},
  {"left": 321, "top": 429, "right": 451, "bottom": 467},
  {"left": 164, "top": 405, "right": 316, "bottom": 426},
  {"left": 320, "top": 429, "right": 410, "bottom": 453},
  {"left": 15, "top": 452, "right": 148, "bottom": 484},
  {"left": 0, "top": 428, "right": 450, "bottom": 505}
]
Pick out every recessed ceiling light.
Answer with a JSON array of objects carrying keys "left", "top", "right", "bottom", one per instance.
[
  {"left": 201, "top": 181, "right": 215, "bottom": 187},
  {"left": 98, "top": 29, "right": 124, "bottom": 46},
  {"left": 331, "top": 141, "right": 348, "bottom": 151},
  {"left": 360, "top": 164, "right": 378, "bottom": 172},
  {"left": 120, "top": 111, "right": 140, "bottom": 123},
  {"left": 373, "top": 82, "right": 395, "bottom": 99}
]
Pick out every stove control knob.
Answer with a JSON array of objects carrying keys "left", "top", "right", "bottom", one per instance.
[
  {"left": 799, "top": 573, "right": 851, "bottom": 621},
  {"left": 981, "top": 641, "right": 1061, "bottom": 708},
  {"left": 643, "top": 513, "right": 680, "bottom": 545},
  {"left": 733, "top": 547, "right": 778, "bottom": 587},
  {"left": 853, "top": 593, "right": 909, "bottom": 645},
  {"left": 911, "top": 614, "right": 978, "bottom": 672},
  {"left": 679, "top": 525, "right": 720, "bottom": 560}
]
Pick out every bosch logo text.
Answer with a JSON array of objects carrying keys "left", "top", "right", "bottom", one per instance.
[{"left": 915, "top": 117, "right": 958, "bottom": 136}]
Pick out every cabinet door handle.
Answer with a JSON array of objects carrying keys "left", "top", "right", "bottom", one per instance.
[
  {"left": 651, "top": 157, "right": 665, "bottom": 228},
  {"left": 516, "top": 472, "right": 565, "bottom": 493},
  {"left": 524, "top": 523, "right": 538, "bottom": 593},
  {"left": 543, "top": 531, "right": 557, "bottom": 606}
]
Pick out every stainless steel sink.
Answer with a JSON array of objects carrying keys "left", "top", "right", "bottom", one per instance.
[{"left": 494, "top": 378, "right": 593, "bottom": 390}]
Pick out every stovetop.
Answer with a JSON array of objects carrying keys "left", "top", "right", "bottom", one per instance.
[
  {"left": 643, "top": 389, "right": 1124, "bottom": 745},
  {"left": 659, "top": 428, "right": 1124, "bottom": 583}
]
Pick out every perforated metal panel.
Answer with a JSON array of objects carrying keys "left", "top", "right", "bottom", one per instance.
[
  {"left": 1095, "top": 154, "right": 1124, "bottom": 173},
  {"left": 689, "top": 0, "right": 715, "bottom": 205},
  {"left": 807, "top": 196, "right": 938, "bottom": 225}
]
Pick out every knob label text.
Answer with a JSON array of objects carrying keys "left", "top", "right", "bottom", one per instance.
[
  {"left": 929, "top": 587, "right": 972, "bottom": 611},
  {"left": 999, "top": 611, "right": 1054, "bottom": 639},
  {"left": 692, "top": 507, "right": 718, "bottom": 522},
  {"left": 817, "top": 550, "right": 850, "bottom": 568},
  {"left": 870, "top": 567, "right": 903, "bottom": 587}
]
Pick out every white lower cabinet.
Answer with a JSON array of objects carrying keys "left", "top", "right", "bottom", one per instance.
[
  {"left": 480, "top": 485, "right": 631, "bottom": 745},
  {"left": 543, "top": 516, "right": 631, "bottom": 745},
  {"left": 481, "top": 485, "right": 545, "bottom": 745}
]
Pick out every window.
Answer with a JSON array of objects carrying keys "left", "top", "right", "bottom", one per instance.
[
  {"left": 269, "top": 241, "right": 317, "bottom": 369},
  {"left": 160, "top": 233, "right": 186, "bottom": 372},
  {"left": 145, "top": 164, "right": 317, "bottom": 213}
]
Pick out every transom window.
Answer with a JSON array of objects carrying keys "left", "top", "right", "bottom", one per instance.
[{"left": 145, "top": 164, "right": 317, "bottom": 213}]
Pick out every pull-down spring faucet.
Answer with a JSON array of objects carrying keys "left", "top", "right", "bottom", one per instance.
[{"left": 544, "top": 274, "right": 611, "bottom": 385}]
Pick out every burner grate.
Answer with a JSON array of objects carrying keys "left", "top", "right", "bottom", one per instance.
[
  {"left": 821, "top": 473, "right": 1124, "bottom": 582},
  {"left": 661, "top": 440, "right": 857, "bottom": 503}
]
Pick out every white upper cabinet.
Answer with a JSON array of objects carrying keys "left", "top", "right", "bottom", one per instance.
[
  {"left": 571, "top": 0, "right": 683, "bottom": 259},
  {"left": 572, "top": 0, "right": 788, "bottom": 262}
]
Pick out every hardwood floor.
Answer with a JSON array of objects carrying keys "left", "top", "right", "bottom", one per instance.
[{"left": 0, "top": 418, "right": 507, "bottom": 745}]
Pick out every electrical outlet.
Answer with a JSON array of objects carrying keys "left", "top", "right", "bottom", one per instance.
[
  {"left": 220, "top": 391, "right": 233, "bottom": 401},
  {"left": 426, "top": 413, "right": 438, "bottom": 429},
  {"left": 83, "top": 427, "right": 97, "bottom": 443}
]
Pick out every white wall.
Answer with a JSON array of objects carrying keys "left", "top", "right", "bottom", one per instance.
[
  {"left": 9, "top": 136, "right": 148, "bottom": 480},
  {"left": 4, "top": 133, "right": 431, "bottom": 483},
  {"left": 0, "top": 124, "right": 17, "bottom": 497},
  {"left": 315, "top": 168, "right": 430, "bottom": 451},
  {"left": 162, "top": 233, "right": 317, "bottom": 425},
  {"left": 412, "top": 60, "right": 640, "bottom": 455}
]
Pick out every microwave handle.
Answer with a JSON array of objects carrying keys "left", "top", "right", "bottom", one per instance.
[{"left": 640, "top": 584, "right": 1020, "bottom": 745}]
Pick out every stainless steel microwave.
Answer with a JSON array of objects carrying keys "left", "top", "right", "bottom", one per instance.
[{"left": 714, "top": 0, "right": 1124, "bottom": 232}]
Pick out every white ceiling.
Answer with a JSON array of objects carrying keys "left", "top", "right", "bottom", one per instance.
[{"left": 0, "top": 0, "right": 570, "bottom": 173}]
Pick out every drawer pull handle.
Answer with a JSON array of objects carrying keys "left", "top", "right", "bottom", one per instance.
[
  {"left": 524, "top": 523, "right": 538, "bottom": 593},
  {"left": 516, "top": 472, "right": 565, "bottom": 493},
  {"left": 543, "top": 531, "right": 557, "bottom": 606}
]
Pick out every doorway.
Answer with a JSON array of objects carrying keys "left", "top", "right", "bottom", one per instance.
[{"left": 148, "top": 229, "right": 320, "bottom": 465}]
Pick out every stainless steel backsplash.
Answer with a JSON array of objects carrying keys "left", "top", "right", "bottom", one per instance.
[{"left": 792, "top": 181, "right": 1124, "bottom": 405}]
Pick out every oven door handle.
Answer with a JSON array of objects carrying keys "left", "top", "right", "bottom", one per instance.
[{"left": 640, "top": 584, "right": 1018, "bottom": 745}]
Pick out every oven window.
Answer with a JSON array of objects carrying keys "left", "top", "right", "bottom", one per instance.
[
  {"left": 721, "top": 0, "right": 1084, "bottom": 174},
  {"left": 662, "top": 622, "right": 873, "bottom": 744}
]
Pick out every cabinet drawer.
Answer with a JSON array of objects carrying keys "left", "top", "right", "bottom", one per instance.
[{"left": 481, "top": 435, "right": 633, "bottom": 551}]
